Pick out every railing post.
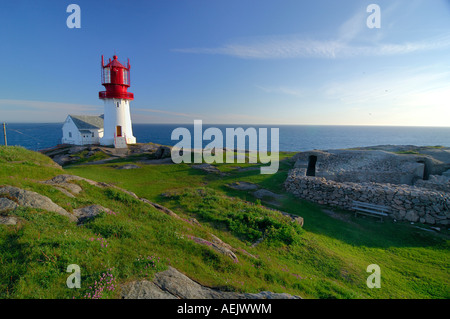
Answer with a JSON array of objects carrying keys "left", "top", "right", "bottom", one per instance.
[{"left": 2, "top": 123, "right": 7, "bottom": 146}]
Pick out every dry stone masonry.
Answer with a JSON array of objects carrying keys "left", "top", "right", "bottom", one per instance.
[{"left": 285, "top": 146, "right": 450, "bottom": 226}]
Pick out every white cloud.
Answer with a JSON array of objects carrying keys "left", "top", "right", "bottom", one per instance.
[
  {"left": 255, "top": 85, "right": 304, "bottom": 97},
  {"left": 173, "top": 3, "right": 450, "bottom": 60},
  {"left": 174, "top": 33, "right": 450, "bottom": 60},
  {"left": 174, "top": 37, "right": 343, "bottom": 59}
]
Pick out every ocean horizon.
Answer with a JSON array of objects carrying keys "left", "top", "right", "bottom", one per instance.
[{"left": 2, "top": 122, "right": 450, "bottom": 152}]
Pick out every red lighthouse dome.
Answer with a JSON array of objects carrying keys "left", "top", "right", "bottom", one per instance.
[{"left": 99, "top": 55, "right": 134, "bottom": 100}]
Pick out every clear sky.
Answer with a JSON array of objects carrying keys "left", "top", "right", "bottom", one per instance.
[{"left": 0, "top": 0, "right": 449, "bottom": 126}]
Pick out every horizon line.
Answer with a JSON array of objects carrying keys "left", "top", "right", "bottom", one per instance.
[{"left": 3, "top": 121, "right": 450, "bottom": 128}]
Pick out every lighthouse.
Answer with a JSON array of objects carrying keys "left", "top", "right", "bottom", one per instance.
[{"left": 99, "top": 54, "right": 136, "bottom": 147}]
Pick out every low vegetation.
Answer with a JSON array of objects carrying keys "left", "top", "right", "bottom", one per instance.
[{"left": 0, "top": 145, "right": 448, "bottom": 299}]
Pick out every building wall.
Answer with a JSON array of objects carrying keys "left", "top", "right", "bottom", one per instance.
[
  {"left": 61, "top": 117, "right": 81, "bottom": 145},
  {"left": 100, "top": 98, "right": 136, "bottom": 146},
  {"left": 79, "top": 129, "right": 103, "bottom": 145},
  {"left": 284, "top": 168, "right": 450, "bottom": 226},
  {"left": 61, "top": 116, "right": 102, "bottom": 145}
]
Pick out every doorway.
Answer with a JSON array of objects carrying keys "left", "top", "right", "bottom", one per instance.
[
  {"left": 417, "top": 160, "right": 430, "bottom": 180},
  {"left": 306, "top": 155, "right": 317, "bottom": 177},
  {"left": 116, "top": 126, "right": 122, "bottom": 137}
]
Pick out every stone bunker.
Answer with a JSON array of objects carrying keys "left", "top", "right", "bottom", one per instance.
[
  {"left": 285, "top": 146, "right": 450, "bottom": 226},
  {"left": 292, "top": 149, "right": 446, "bottom": 185}
]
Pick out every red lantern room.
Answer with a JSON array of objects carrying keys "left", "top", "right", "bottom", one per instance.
[{"left": 99, "top": 55, "right": 134, "bottom": 100}]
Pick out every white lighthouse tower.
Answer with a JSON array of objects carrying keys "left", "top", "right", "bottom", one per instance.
[{"left": 99, "top": 55, "right": 136, "bottom": 147}]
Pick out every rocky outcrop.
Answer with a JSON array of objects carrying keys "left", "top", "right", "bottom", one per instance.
[
  {"left": 73, "top": 205, "right": 113, "bottom": 223},
  {"left": 0, "top": 177, "right": 114, "bottom": 224},
  {"left": 188, "top": 235, "right": 238, "bottom": 262},
  {"left": 227, "top": 182, "right": 259, "bottom": 191},
  {"left": 116, "top": 164, "right": 140, "bottom": 170},
  {"left": 0, "top": 186, "right": 77, "bottom": 222},
  {"left": 192, "top": 163, "right": 225, "bottom": 175},
  {"left": 154, "top": 146, "right": 171, "bottom": 159},
  {"left": 41, "top": 175, "right": 84, "bottom": 198},
  {"left": 0, "top": 215, "right": 19, "bottom": 225},
  {"left": 253, "top": 189, "right": 284, "bottom": 201},
  {"left": 139, "top": 197, "right": 184, "bottom": 221},
  {"left": 284, "top": 168, "right": 449, "bottom": 226},
  {"left": 121, "top": 266, "right": 300, "bottom": 299},
  {"left": 43, "top": 174, "right": 101, "bottom": 187},
  {"left": 0, "top": 197, "right": 19, "bottom": 212}
]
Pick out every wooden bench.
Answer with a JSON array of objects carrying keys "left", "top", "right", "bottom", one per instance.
[{"left": 352, "top": 201, "right": 390, "bottom": 221}]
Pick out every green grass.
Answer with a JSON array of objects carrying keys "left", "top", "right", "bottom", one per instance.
[
  {"left": 0, "top": 146, "right": 63, "bottom": 185},
  {"left": 0, "top": 145, "right": 449, "bottom": 299},
  {"left": 70, "top": 150, "right": 110, "bottom": 164}
]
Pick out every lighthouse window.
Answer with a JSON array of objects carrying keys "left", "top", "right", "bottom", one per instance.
[
  {"left": 123, "top": 69, "right": 129, "bottom": 85},
  {"left": 103, "top": 68, "right": 111, "bottom": 83},
  {"left": 116, "top": 102, "right": 119, "bottom": 108}
]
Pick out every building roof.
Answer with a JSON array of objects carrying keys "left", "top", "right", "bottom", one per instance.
[
  {"left": 69, "top": 115, "right": 104, "bottom": 130},
  {"left": 105, "top": 55, "right": 127, "bottom": 69}
]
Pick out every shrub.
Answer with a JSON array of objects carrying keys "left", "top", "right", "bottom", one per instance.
[
  {"left": 176, "top": 188, "right": 303, "bottom": 246},
  {"left": 104, "top": 188, "right": 138, "bottom": 205}
]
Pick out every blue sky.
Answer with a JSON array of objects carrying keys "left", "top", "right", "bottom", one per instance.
[{"left": 0, "top": 0, "right": 449, "bottom": 125}]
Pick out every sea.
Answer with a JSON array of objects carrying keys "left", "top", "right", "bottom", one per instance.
[{"left": 2, "top": 123, "right": 450, "bottom": 152}]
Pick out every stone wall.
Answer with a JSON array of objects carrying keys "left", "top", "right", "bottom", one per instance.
[{"left": 284, "top": 168, "right": 450, "bottom": 226}]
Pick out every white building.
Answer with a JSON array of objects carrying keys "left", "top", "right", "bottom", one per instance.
[{"left": 61, "top": 114, "right": 104, "bottom": 146}]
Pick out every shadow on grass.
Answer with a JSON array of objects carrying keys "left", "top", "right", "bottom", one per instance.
[
  {"left": 0, "top": 231, "right": 28, "bottom": 298},
  {"left": 192, "top": 161, "right": 448, "bottom": 250}
]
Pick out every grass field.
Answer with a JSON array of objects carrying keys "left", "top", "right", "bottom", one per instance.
[{"left": 0, "top": 146, "right": 449, "bottom": 299}]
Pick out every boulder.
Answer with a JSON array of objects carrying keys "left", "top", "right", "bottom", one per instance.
[
  {"left": 0, "top": 186, "right": 76, "bottom": 222},
  {"left": 253, "top": 189, "right": 283, "bottom": 200},
  {"left": 41, "top": 175, "right": 86, "bottom": 198},
  {"left": 73, "top": 205, "right": 112, "bottom": 223},
  {"left": 292, "top": 216, "right": 304, "bottom": 227},
  {"left": 0, "top": 197, "right": 19, "bottom": 212},
  {"left": 120, "top": 280, "right": 177, "bottom": 299},
  {"left": 117, "top": 164, "right": 140, "bottom": 170},
  {"left": 139, "top": 198, "right": 184, "bottom": 221},
  {"left": 52, "top": 155, "right": 75, "bottom": 166},
  {"left": 189, "top": 235, "right": 238, "bottom": 262},
  {"left": 405, "top": 211, "right": 419, "bottom": 223},
  {"left": 155, "top": 146, "right": 171, "bottom": 159},
  {"left": 121, "top": 266, "right": 301, "bottom": 299},
  {"left": 44, "top": 174, "right": 104, "bottom": 187},
  {"left": 0, "top": 216, "right": 19, "bottom": 225},
  {"left": 192, "top": 163, "right": 223, "bottom": 175},
  {"left": 227, "top": 182, "right": 259, "bottom": 191}
]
